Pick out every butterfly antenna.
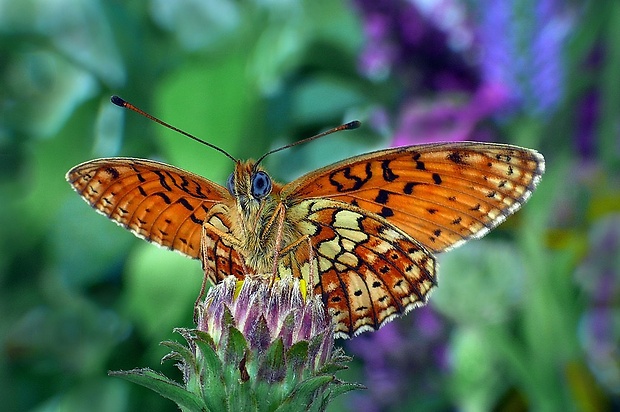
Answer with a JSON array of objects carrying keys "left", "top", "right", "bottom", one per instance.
[
  {"left": 254, "top": 120, "right": 361, "bottom": 166},
  {"left": 111, "top": 95, "right": 237, "bottom": 162}
]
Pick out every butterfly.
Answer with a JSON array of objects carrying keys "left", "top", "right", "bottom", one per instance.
[{"left": 67, "top": 97, "right": 545, "bottom": 338}]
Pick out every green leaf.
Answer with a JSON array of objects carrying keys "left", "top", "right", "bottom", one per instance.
[
  {"left": 194, "top": 335, "right": 228, "bottom": 412},
  {"left": 257, "top": 338, "right": 286, "bottom": 384},
  {"left": 227, "top": 361, "right": 258, "bottom": 412},
  {"left": 317, "top": 348, "right": 351, "bottom": 374},
  {"left": 223, "top": 326, "right": 248, "bottom": 365},
  {"left": 161, "top": 340, "right": 196, "bottom": 367},
  {"left": 109, "top": 368, "right": 208, "bottom": 412},
  {"left": 326, "top": 381, "right": 366, "bottom": 401},
  {"left": 275, "top": 375, "right": 334, "bottom": 412},
  {"left": 286, "top": 340, "right": 309, "bottom": 373},
  {"left": 254, "top": 338, "right": 288, "bottom": 410},
  {"left": 194, "top": 330, "right": 217, "bottom": 348}
]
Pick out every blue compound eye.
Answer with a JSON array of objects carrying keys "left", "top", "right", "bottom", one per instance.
[
  {"left": 251, "top": 171, "right": 272, "bottom": 199},
  {"left": 226, "top": 173, "right": 236, "bottom": 195}
]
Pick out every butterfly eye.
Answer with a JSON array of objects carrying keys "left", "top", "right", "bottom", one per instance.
[
  {"left": 251, "top": 171, "right": 272, "bottom": 199},
  {"left": 226, "top": 173, "right": 236, "bottom": 195}
]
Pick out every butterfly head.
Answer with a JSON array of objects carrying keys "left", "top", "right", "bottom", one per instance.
[{"left": 226, "top": 160, "right": 276, "bottom": 208}]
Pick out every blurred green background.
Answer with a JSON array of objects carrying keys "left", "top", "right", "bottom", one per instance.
[{"left": 1, "top": 0, "right": 619, "bottom": 411}]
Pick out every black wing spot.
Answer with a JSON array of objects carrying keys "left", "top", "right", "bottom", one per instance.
[
  {"left": 427, "top": 208, "right": 438, "bottom": 214},
  {"left": 375, "top": 189, "right": 390, "bottom": 204},
  {"left": 433, "top": 229, "right": 442, "bottom": 237},
  {"left": 153, "top": 171, "right": 172, "bottom": 191},
  {"left": 138, "top": 186, "right": 148, "bottom": 197},
  {"left": 331, "top": 296, "right": 341, "bottom": 303},
  {"left": 487, "top": 191, "right": 497, "bottom": 198},
  {"left": 432, "top": 173, "right": 442, "bottom": 185},
  {"left": 497, "top": 154, "right": 511, "bottom": 162},
  {"left": 403, "top": 182, "right": 420, "bottom": 195},
  {"left": 379, "top": 207, "right": 394, "bottom": 218},
  {"left": 452, "top": 217, "right": 462, "bottom": 225},
  {"left": 381, "top": 159, "right": 399, "bottom": 182},
  {"left": 176, "top": 198, "right": 194, "bottom": 211},
  {"left": 447, "top": 151, "right": 466, "bottom": 164},
  {"left": 154, "top": 192, "right": 172, "bottom": 204},
  {"left": 379, "top": 266, "right": 390, "bottom": 274},
  {"left": 412, "top": 153, "right": 426, "bottom": 170},
  {"left": 354, "top": 289, "right": 363, "bottom": 297},
  {"left": 190, "top": 213, "right": 204, "bottom": 225},
  {"left": 448, "top": 196, "right": 457, "bottom": 201},
  {"left": 104, "top": 167, "right": 120, "bottom": 179},
  {"left": 329, "top": 163, "right": 373, "bottom": 192},
  {"left": 372, "top": 281, "right": 382, "bottom": 288},
  {"left": 470, "top": 203, "right": 481, "bottom": 211}
]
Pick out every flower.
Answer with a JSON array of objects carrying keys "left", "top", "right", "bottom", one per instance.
[
  {"left": 473, "top": 0, "right": 573, "bottom": 116},
  {"left": 354, "top": 0, "right": 574, "bottom": 148},
  {"left": 347, "top": 306, "right": 451, "bottom": 411},
  {"left": 575, "top": 215, "right": 620, "bottom": 395},
  {"left": 110, "top": 276, "right": 361, "bottom": 411}
]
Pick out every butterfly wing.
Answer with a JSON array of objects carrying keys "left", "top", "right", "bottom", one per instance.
[
  {"left": 66, "top": 158, "right": 231, "bottom": 259},
  {"left": 282, "top": 200, "right": 436, "bottom": 338},
  {"left": 284, "top": 142, "right": 545, "bottom": 253},
  {"left": 200, "top": 205, "right": 248, "bottom": 284}
]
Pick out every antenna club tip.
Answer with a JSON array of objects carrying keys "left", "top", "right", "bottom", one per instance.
[
  {"left": 110, "top": 95, "right": 126, "bottom": 107},
  {"left": 345, "top": 120, "right": 361, "bottom": 130}
]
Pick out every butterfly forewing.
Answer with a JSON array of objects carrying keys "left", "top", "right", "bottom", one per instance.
[
  {"left": 285, "top": 142, "right": 545, "bottom": 253},
  {"left": 66, "top": 158, "right": 231, "bottom": 258}
]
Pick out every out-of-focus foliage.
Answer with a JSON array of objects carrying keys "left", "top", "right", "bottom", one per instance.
[{"left": 0, "top": 0, "right": 618, "bottom": 411}]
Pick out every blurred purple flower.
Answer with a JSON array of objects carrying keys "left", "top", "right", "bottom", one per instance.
[
  {"left": 474, "top": 0, "right": 572, "bottom": 116},
  {"left": 346, "top": 306, "right": 451, "bottom": 411},
  {"left": 576, "top": 91, "right": 598, "bottom": 160},
  {"left": 354, "top": 0, "right": 573, "bottom": 146},
  {"left": 393, "top": 82, "right": 507, "bottom": 145},
  {"left": 354, "top": 0, "right": 479, "bottom": 92},
  {"left": 574, "top": 45, "right": 604, "bottom": 160},
  {"left": 575, "top": 215, "right": 620, "bottom": 394}
]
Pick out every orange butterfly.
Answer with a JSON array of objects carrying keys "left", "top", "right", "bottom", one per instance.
[{"left": 67, "top": 97, "right": 545, "bottom": 338}]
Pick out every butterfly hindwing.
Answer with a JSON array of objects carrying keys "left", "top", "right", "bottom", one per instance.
[
  {"left": 200, "top": 205, "right": 248, "bottom": 283},
  {"left": 289, "top": 199, "right": 437, "bottom": 338},
  {"left": 285, "top": 142, "right": 545, "bottom": 253},
  {"left": 67, "top": 158, "right": 231, "bottom": 259}
]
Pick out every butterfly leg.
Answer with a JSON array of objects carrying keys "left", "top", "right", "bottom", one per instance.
[
  {"left": 277, "top": 234, "right": 317, "bottom": 286},
  {"left": 268, "top": 204, "right": 287, "bottom": 286}
]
